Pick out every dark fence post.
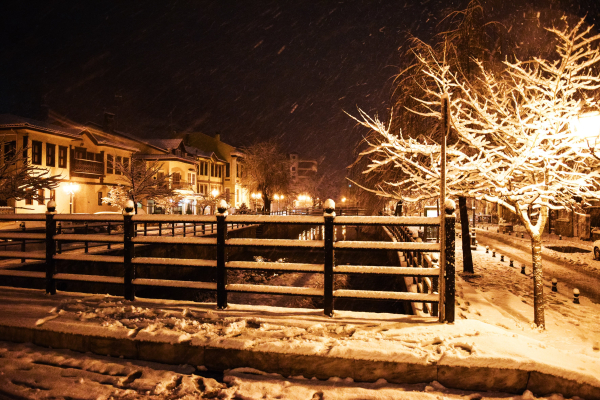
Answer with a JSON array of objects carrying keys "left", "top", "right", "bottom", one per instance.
[
  {"left": 444, "top": 202, "right": 456, "bottom": 323},
  {"left": 431, "top": 257, "right": 439, "bottom": 317},
  {"left": 323, "top": 199, "right": 335, "bottom": 317},
  {"left": 107, "top": 222, "right": 112, "bottom": 250},
  {"left": 123, "top": 202, "right": 135, "bottom": 301},
  {"left": 20, "top": 222, "right": 26, "bottom": 263},
  {"left": 57, "top": 222, "right": 62, "bottom": 254},
  {"left": 45, "top": 201, "right": 57, "bottom": 295},
  {"left": 216, "top": 200, "right": 228, "bottom": 309},
  {"left": 84, "top": 222, "right": 89, "bottom": 253}
]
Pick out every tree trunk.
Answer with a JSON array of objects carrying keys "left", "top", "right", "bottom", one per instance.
[
  {"left": 458, "top": 196, "right": 474, "bottom": 273},
  {"left": 531, "top": 233, "right": 545, "bottom": 328},
  {"left": 132, "top": 195, "right": 138, "bottom": 214},
  {"left": 517, "top": 203, "right": 548, "bottom": 329},
  {"left": 263, "top": 198, "right": 271, "bottom": 214}
]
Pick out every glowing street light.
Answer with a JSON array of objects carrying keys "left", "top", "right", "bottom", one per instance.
[
  {"left": 274, "top": 194, "right": 282, "bottom": 213},
  {"left": 62, "top": 182, "right": 80, "bottom": 214},
  {"left": 211, "top": 189, "right": 219, "bottom": 198},
  {"left": 297, "top": 194, "right": 311, "bottom": 208},
  {"left": 573, "top": 111, "right": 600, "bottom": 138},
  {"left": 251, "top": 192, "right": 261, "bottom": 212}
]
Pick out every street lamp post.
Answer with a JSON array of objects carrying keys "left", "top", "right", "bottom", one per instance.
[
  {"left": 251, "top": 193, "right": 261, "bottom": 213},
  {"left": 63, "top": 182, "right": 80, "bottom": 214},
  {"left": 211, "top": 189, "right": 219, "bottom": 214}
]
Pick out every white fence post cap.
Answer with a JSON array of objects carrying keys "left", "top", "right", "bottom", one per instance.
[
  {"left": 324, "top": 199, "right": 335, "bottom": 215},
  {"left": 217, "top": 199, "right": 229, "bottom": 215},
  {"left": 46, "top": 200, "right": 57, "bottom": 213},
  {"left": 445, "top": 199, "right": 456, "bottom": 214},
  {"left": 124, "top": 200, "right": 135, "bottom": 215}
]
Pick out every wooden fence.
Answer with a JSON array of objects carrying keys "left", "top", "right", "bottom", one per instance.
[{"left": 0, "top": 202, "right": 455, "bottom": 322}]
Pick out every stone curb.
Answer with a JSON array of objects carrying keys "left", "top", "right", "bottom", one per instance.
[{"left": 0, "top": 323, "right": 598, "bottom": 399}]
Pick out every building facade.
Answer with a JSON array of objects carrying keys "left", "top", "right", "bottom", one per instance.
[
  {"left": 0, "top": 113, "right": 249, "bottom": 214},
  {"left": 180, "top": 132, "right": 249, "bottom": 209}
]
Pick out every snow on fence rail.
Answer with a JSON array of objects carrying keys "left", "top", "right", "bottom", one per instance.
[
  {"left": 0, "top": 201, "right": 456, "bottom": 322},
  {"left": 0, "top": 213, "right": 47, "bottom": 221},
  {"left": 383, "top": 224, "right": 450, "bottom": 317}
]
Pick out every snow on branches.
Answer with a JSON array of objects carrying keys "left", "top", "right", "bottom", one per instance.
[
  {"left": 0, "top": 141, "right": 61, "bottom": 204},
  {"left": 416, "top": 19, "right": 600, "bottom": 230},
  {"left": 104, "top": 158, "right": 175, "bottom": 213},
  {"left": 354, "top": 18, "right": 600, "bottom": 328},
  {"left": 357, "top": 19, "right": 600, "bottom": 231}
]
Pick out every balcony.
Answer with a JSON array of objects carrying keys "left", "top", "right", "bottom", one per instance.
[
  {"left": 71, "top": 158, "right": 104, "bottom": 176},
  {"left": 171, "top": 181, "right": 194, "bottom": 191}
]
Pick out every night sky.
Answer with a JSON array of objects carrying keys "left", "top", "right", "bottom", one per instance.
[{"left": 2, "top": 0, "right": 599, "bottom": 185}]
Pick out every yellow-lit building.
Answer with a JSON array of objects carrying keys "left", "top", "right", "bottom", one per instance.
[
  {"left": 178, "top": 132, "right": 249, "bottom": 208},
  {"left": 0, "top": 113, "right": 249, "bottom": 214}
]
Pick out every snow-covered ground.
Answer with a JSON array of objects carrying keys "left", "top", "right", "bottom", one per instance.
[
  {"left": 478, "top": 224, "right": 600, "bottom": 277},
  {"left": 0, "top": 340, "right": 587, "bottom": 399},
  {"left": 455, "top": 240, "right": 600, "bottom": 357},
  {"left": 1, "top": 233, "right": 600, "bottom": 399}
]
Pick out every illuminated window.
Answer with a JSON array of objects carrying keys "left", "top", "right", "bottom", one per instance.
[
  {"left": 32, "top": 141, "right": 42, "bottom": 165},
  {"left": 46, "top": 144, "right": 55, "bottom": 167},
  {"left": 3, "top": 141, "right": 16, "bottom": 159},
  {"left": 58, "top": 146, "right": 68, "bottom": 168},
  {"left": 25, "top": 190, "right": 33, "bottom": 205}
]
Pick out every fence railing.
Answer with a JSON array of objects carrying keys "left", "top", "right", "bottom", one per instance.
[
  {"left": 0, "top": 201, "right": 455, "bottom": 322},
  {"left": 386, "top": 225, "right": 443, "bottom": 317}
]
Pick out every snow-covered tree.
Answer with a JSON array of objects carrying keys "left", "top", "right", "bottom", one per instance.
[
  {"left": 101, "top": 185, "right": 130, "bottom": 211},
  {"left": 153, "top": 193, "right": 186, "bottom": 215},
  {"left": 0, "top": 141, "right": 61, "bottom": 206},
  {"left": 239, "top": 141, "right": 290, "bottom": 213},
  {"left": 354, "top": 19, "right": 600, "bottom": 328},
  {"left": 108, "top": 158, "right": 174, "bottom": 213},
  {"left": 351, "top": 0, "right": 507, "bottom": 271}
]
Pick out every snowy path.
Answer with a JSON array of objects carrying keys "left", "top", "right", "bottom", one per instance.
[
  {"left": 454, "top": 242, "right": 600, "bottom": 357},
  {"left": 0, "top": 341, "right": 579, "bottom": 400},
  {"left": 0, "top": 341, "right": 212, "bottom": 399},
  {"left": 476, "top": 233, "right": 600, "bottom": 304}
]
